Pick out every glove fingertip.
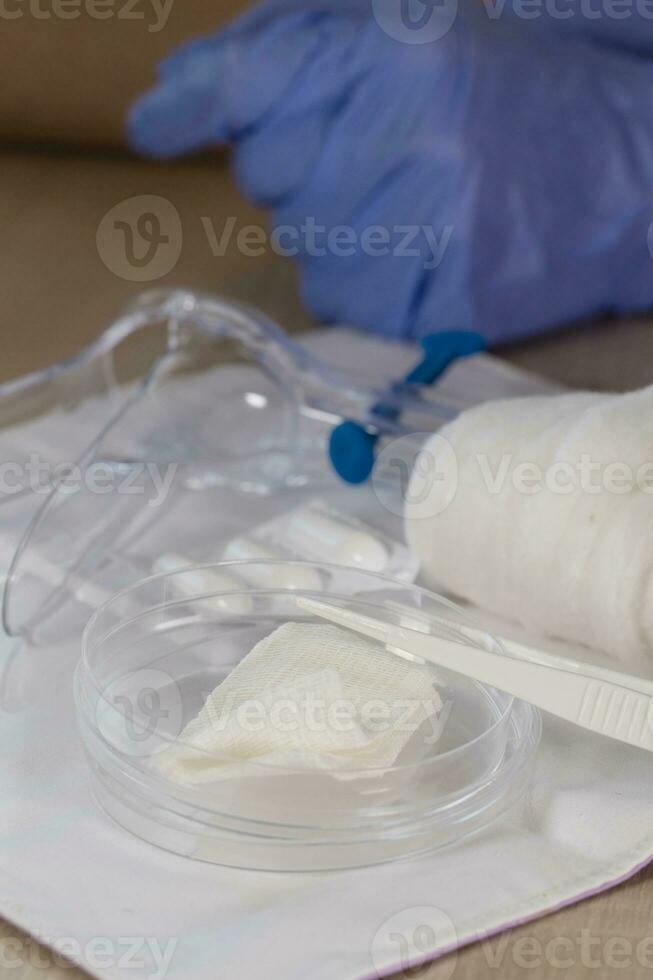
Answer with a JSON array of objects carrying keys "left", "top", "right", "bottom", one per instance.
[
  {"left": 127, "top": 86, "right": 228, "bottom": 158},
  {"left": 127, "top": 95, "right": 172, "bottom": 157}
]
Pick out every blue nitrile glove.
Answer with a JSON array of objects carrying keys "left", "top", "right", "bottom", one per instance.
[
  {"left": 129, "top": 1, "right": 653, "bottom": 345},
  {"left": 498, "top": 0, "right": 653, "bottom": 55}
]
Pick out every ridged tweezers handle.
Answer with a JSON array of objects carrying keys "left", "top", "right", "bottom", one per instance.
[
  {"left": 577, "top": 681, "right": 653, "bottom": 750},
  {"left": 297, "top": 597, "right": 653, "bottom": 754}
]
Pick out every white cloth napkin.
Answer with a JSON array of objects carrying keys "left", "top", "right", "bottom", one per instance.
[{"left": 0, "top": 329, "right": 652, "bottom": 980}]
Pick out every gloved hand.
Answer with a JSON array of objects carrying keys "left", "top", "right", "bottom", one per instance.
[
  {"left": 499, "top": 0, "right": 653, "bottom": 55},
  {"left": 129, "top": 1, "right": 653, "bottom": 344}
]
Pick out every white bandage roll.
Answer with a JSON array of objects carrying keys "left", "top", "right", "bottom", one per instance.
[{"left": 405, "top": 386, "right": 653, "bottom": 665}]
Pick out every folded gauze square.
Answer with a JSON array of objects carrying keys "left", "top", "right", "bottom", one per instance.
[{"left": 154, "top": 622, "right": 442, "bottom": 782}]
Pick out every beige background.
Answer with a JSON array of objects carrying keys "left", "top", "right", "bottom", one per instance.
[
  {"left": 0, "top": 1, "right": 247, "bottom": 146},
  {"left": 1, "top": 2, "right": 653, "bottom": 975}
]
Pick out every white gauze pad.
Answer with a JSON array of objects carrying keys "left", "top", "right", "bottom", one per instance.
[
  {"left": 406, "top": 384, "right": 653, "bottom": 667},
  {"left": 155, "top": 622, "right": 442, "bottom": 782}
]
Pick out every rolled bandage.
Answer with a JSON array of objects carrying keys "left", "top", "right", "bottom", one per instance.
[{"left": 406, "top": 385, "right": 653, "bottom": 666}]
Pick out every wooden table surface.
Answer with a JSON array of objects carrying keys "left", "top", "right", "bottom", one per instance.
[{"left": 1, "top": 147, "right": 653, "bottom": 980}]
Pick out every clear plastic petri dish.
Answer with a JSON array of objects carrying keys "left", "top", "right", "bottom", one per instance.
[{"left": 76, "top": 561, "right": 541, "bottom": 872}]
